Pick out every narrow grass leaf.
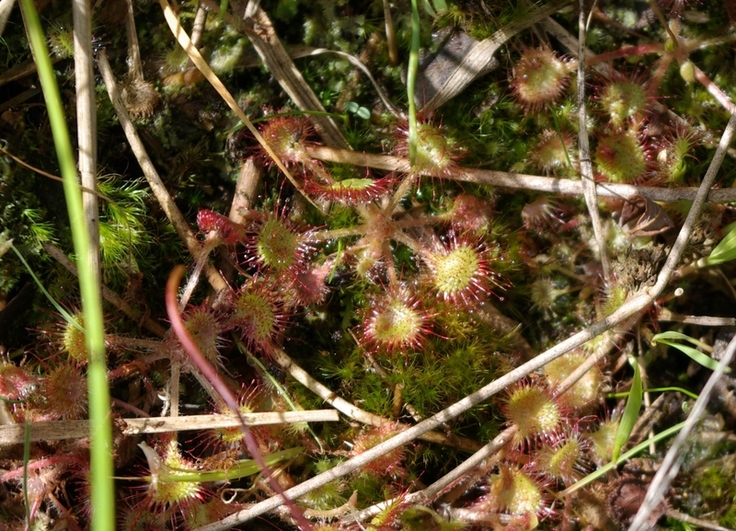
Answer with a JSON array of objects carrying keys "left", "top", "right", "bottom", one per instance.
[
  {"left": 612, "top": 355, "right": 642, "bottom": 463},
  {"left": 699, "top": 221, "right": 736, "bottom": 267},
  {"left": 652, "top": 332, "right": 725, "bottom": 372},
  {"left": 559, "top": 421, "right": 686, "bottom": 498},
  {"left": 241, "top": 342, "right": 324, "bottom": 452},
  {"left": 18, "top": 1, "right": 114, "bottom": 526},
  {"left": 10, "top": 243, "right": 82, "bottom": 332}
]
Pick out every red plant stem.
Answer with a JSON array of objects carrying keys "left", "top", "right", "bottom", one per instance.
[
  {"left": 647, "top": 54, "right": 673, "bottom": 96},
  {"left": 692, "top": 64, "right": 736, "bottom": 115},
  {"left": 165, "top": 265, "right": 312, "bottom": 531},
  {"left": 0, "top": 454, "right": 80, "bottom": 482},
  {"left": 587, "top": 43, "right": 665, "bottom": 66}
]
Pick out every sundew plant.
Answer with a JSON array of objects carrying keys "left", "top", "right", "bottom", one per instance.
[{"left": 3, "top": 0, "right": 736, "bottom": 529}]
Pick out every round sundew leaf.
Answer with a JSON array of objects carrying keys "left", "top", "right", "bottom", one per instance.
[
  {"left": 600, "top": 80, "right": 648, "bottom": 127},
  {"left": 506, "top": 385, "right": 560, "bottom": 440},
  {"left": 256, "top": 218, "right": 298, "bottom": 271},
  {"left": 511, "top": 47, "right": 570, "bottom": 110},
  {"left": 432, "top": 245, "right": 481, "bottom": 298},
  {"left": 491, "top": 466, "right": 544, "bottom": 516},
  {"left": 594, "top": 131, "right": 647, "bottom": 183},
  {"left": 370, "top": 300, "right": 423, "bottom": 346}
]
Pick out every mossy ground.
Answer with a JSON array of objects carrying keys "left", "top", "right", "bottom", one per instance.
[{"left": 2, "top": 0, "right": 736, "bottom": 529}]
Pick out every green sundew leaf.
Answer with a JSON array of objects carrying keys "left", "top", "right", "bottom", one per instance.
[
  {"left": 162, "top": 448, "right": 303, "bottom": 483},
  {"left": 327, "top": 178, "right": 377, "bottom": 191},
  {"left": 700, "top": 221, "right": 736, "bottom": 267},
  {"left": 652, "top": 332, "right": 726, "bottom": 372},
  {"left": 140, "top": 442, "right": 302, "bottom": 484},
  {"left": 612, "top": 355, "right": 642, "bottom": 463}
]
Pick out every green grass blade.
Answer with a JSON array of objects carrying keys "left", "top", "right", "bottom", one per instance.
[
  {"left": 608, "top": 386, "right": 699, "bottom": 401},
  {"left": 652, "top": 332, "right": 725, "bottom": 372},
  {"left": 612, "top": 355, "right": 642, "bottom": 463},
  {"left": 18, "top": 1, "right": 114, "bottom": 528},
  {"left": 559, "top": 421, "right": 686, "bottom": 498},
  {"left": 699, "top": 221, "right": 736, "bottom": 267},
  {"left": 651, "top": 331, "right": 712, "bottom": 351},
  {"left": 240, "top": 341, "right": 324, "bottom": 453},
  {"left": 9, "top": 243, "right": 82, "bottom": 331}
]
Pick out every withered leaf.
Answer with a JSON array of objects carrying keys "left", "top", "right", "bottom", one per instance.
[{"left": 619, "top": 195, "right": 675, "bottom": 237}]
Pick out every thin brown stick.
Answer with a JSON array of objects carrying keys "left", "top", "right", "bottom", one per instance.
[
  {"left": 306, "top": 146, "right": 736, "bottom": 203},
  {"left": 124, "top": 0, "right": 143, "bottom": 80},
  {"left": 156, "top": 0, "right": 322, "bottom": 212},
  {"left": 241, "top": 3, "right": 348, "bottom": 148},
  {"left": 382, "top": 0, "right": 398, "bottom": 66},
  {"left": 577, "top": 4, "right": 611, "bottom": 283},
  {"left": 345, "top": 428, "right": 515, "bottom": 524},
  {"left": 0, "top": 411, "right": 339, "bottom": 444},
  {"left": 73, "top": 0, "right": 99, "bottom": 286},
  {"left": 97, "top": 50, "right": 227, "bottom": 294}
]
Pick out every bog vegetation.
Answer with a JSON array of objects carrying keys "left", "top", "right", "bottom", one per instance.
[{"left": 2, "top": 0, "right": 736, "bottom": 529}]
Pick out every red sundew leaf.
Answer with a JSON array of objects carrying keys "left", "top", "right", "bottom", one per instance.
[
  {"left": 196, "top": 209, "right": 247, "bottom": 244},
  {"left": 303, "top": 175, "right": 396, "bottom": 204}
]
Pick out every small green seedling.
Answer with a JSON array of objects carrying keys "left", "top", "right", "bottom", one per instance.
[
  {"left": 698, "top": 221, "right": 736, "bottom": 268},
  {"left": 345, "top": 101, "right": 371, "bottom": 120},
  {"left": 652, "top": 331, "right": 728, "bottom": 373}
]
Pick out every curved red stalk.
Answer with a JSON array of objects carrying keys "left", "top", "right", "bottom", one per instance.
[
  {"left": 587, "top": 43, "right": 665, "bottom": 66},
  {"left": 165, "top": 265, "right": 312, "bottom": 531}
]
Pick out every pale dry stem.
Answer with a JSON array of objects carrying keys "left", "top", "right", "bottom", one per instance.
[
  {"left": 241, "top": 2, "right": 349, "bottom": 148},
  {"left": 156, "top": 0, "right": 323, "bottom": 212},
  {"left": 577, "top": 5, "right": 612, "bottom": 284},
  {"left": 73, "top": 0, "right": 99, "bottom": 287},
  {"left": 97, "top": 50, "right": 228, "bottom": 295},
  {"left": 0, "top": 411, "right": 339, "bottom": 444},
  {"left": 307, "top": 145, "right": 736, "bottom": 203}
]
